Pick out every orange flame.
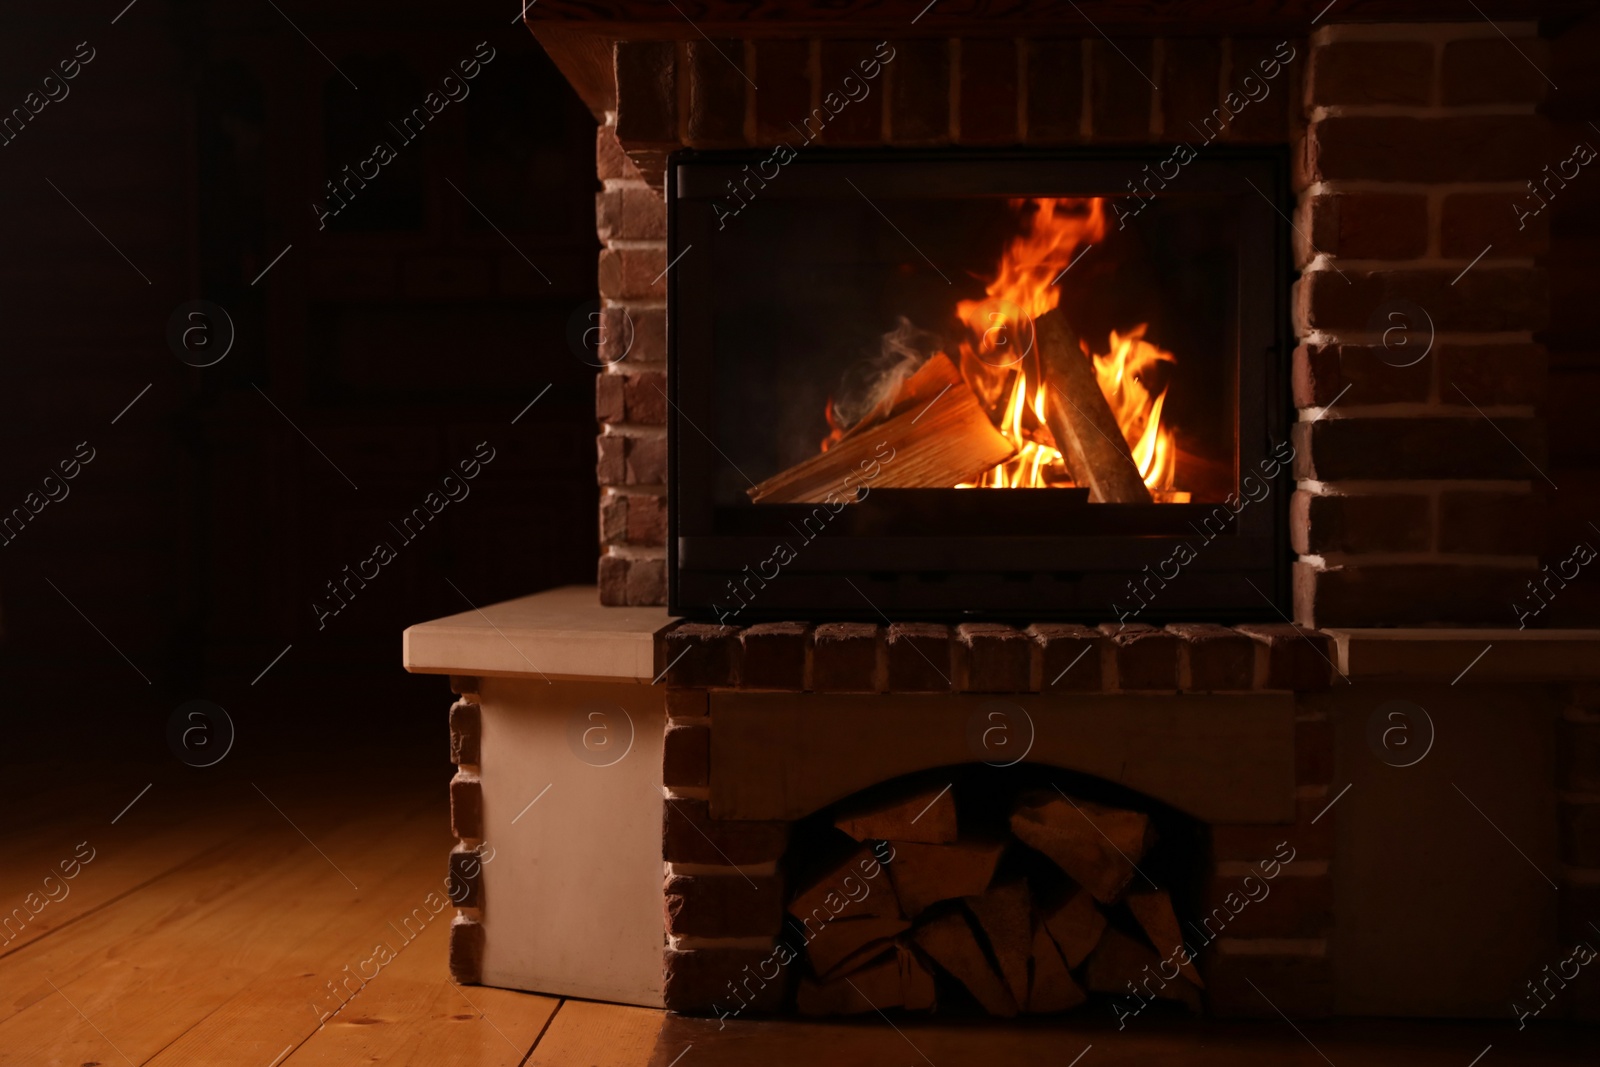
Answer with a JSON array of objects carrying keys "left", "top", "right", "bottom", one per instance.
[{"left": 950, "top": 197, "right": 1183, "bottom": 497}]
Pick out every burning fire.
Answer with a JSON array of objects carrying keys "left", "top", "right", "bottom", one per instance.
[{"left": 950, "top": 197, "right": 1183, "bottom": 497}]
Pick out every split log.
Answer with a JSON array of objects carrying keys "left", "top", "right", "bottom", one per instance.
[
  {"left": 1127, "top": 888, "right": 1204, "bottom": 988},
  {"left": 796, "top": 949, "right": 901, "bottom": 1015},
  {"left": 1084, "top": 928, "right": 1202, "bottom": 1012},
  {"left": 1035, "top": 307, "right": 1151, "bottom": 504},
  {"left": 789, "top": 844, "right": 902, "bottom": 925},
  {"left": 899, "top": 944, "right": 937, "bottom": 1011},
  {"left": 965, "top": 879, "right": 1032, "bottom": 1007},
  {"left": 885, "top": 839, "right": 1004, "bottom": 918},
  {"left": 836, "top": 783, "right": 958, "bottom": 845},
  {"left": 808, "top": 916, "right": 910, "bottom": 978},
  {"left": 1040, "top": 886, "right": 1108, "bottom": 968},
  {"left": 1027, "top": 923, "right": 1087, "bottom": 1013},
  {"left": 837, "top": 353, "right": 964, "bottom": 443},
  {"left": 913, "top": 912, "right": 1019, "bottom": 1017},
  {"left": 1009, "top": 792, "right": 1153, "bottom": 904},
  {"left": 747, "top": 376, "right": 1014, "bottom": 504}
]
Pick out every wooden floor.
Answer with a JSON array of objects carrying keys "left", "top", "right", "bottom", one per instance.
[{"left": 2, "top": 764, "right": 1591, "bottom": 1066}]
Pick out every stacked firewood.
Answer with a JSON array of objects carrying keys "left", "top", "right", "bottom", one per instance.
[{"left": 790, "top": 782, "right": 1203, "bottom": 1017}]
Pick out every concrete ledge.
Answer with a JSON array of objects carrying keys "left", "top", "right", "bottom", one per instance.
[
  {"left": 403, "top": 584, "right": 675, "bottom": 682},
  {"left": 1326, "top": 628, "right": 1600, "bottom": 682}
]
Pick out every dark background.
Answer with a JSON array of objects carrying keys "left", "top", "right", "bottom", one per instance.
[{"left": 0, "top": 1, "right": 600, "bottom": 770}]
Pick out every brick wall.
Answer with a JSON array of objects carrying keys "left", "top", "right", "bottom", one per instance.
[{"left": 1291, "top": 22, "right": 1551, "bottom": 626}]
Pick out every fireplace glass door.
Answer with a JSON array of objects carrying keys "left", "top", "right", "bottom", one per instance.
[{"left": 669, "top": 148, "right": 1290, "bottom": 621}]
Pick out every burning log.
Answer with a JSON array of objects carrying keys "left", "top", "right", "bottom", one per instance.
[
  {"left": 1009, "top": 792, "right": 1153, "bottom": 904},
  {"left": 747, "top": 364, "right": 1014, "bottom": 505},
  {"left": 1034, "top": 307, "right": 1152, "bottom": 504}
]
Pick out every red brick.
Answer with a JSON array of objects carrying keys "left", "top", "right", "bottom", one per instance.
[
  {"left": 598, "top": 247, "right": 667, "bottom": 301},
  {"left": 626, "top": 555, "right": 664, "bottom": 607},
  {"left": 663, "top": 947, "right": 786, "bottom": 1012},
  {"left": 1089, "top": 37, "right": 1152, "bottom": 139},
  {"left": 662, "top": 622, "right": 743, "bottom": 688},
  {"left": 449, "top": 699, "right": 481, "bottom": 766},
  {"left": 1301, "top": 192, "right": 1428, "bottom": 263},
  {"left": 1437, "top": 343, "right": 1547, "bottom": 407},
  {"left": 1226, "top": 37, "right": 1295, "bottom": 142},
  {"left": 600, "top": 491, "right": 627, "bottom": 543},
  {"left": 596, "top": 185, "right": 667, "bottom": 242},
  {"left": 1292, "top": 417, "right": 1546, "bottom": 481},
  {"left": 663, "top": 798, "right": 789, "bottom": 865},
  {"left": 596, "top": 372, "right": 626, "bottom": 423},
  {"left": 956, "top": 622, "right": 1033, "bottom": 692},
  {"left": 1297, "top": 717, "right": 1334, "bottom": 785},
  {"left": 1025, "top": 38, "right": 1083, "bottom": 143},
  {"left": 1030, "top": 623, "right": 1105, "bottom": 691},
  {"left": 1292, "top": 342, "right": 1430, "bottom": 408},
  {"left": 890, "top": 38, "right": 949, "bottom": 144},
  {"left": 599, "top": 553, "right": 629, "bottom": 605},
  {"left": 664, "top": 720, "right": 711, "bottom": 788},
  {"left": 665, "top": 873, "right": 785, "bottom": 938},
  {"left": 1443, "top": 37, "right": 1550, "bottom": 106},
  {"left": 601, "top": 306, "right": 665, "bottom": 367},
  {"left": 1437, "top": 491, "right": 1545, "bottom": 554},
  {"left": 1560, "top": 719, "right": 1600, "bottom": 792},
  {"left": 687, "top": 39, "right": 748, "bottom": 147},
  {"left": 1308, "top": 40, "right": 1433, "bottom": 107},
  {"left": 448, "top": 844, "right": 485, "bottom": 909},
  {"left": 1441, "top": 192, "right": 1549, "bottom": 259},
  {"left": 1294, "top": 267, "right": 1548, "bottom": 334},
  {"left": 450, "top": 772, "right": 482, "bottom": 839},
  {"left": 812, "top": 622, "right": 881, "bottom": 691},
  {"left": 887, "top": 622, "right": 952, "bottom": 691},
  {"left": 755, "top": 39, "right": 812, "bottom": 143},
  {"left": 1561, "top": 800, "right": 1600, "bottom": 867},
  {"left": 1294, "top": 560, "right": 1535, "bottom": 627},
  {"left": 1291, "top": 490, "right": 1432, "bottom": 555},
  {"left": 627, "top": 492, "right": 665, "bottom": 543},
  {"left": 622, "top": 371, "right": 667, "bottom": 425},
  {"left": 1307, "top": 116, "right": 1549, "bottom": 183},
  {"left": 1100, "top": 623, "right": 1178, "bottom": 690},
  {"left": 738, "top": 622, "right": 809, "bottom": 689},
  {"left": 1235, "top": 624, "right": 1334, "bottom": 690},
  {"left": 1161, "top": 38, "right": 1220, "bottom": 140},
  {"left": 448, "top": 917, "right": 485, "bottom": 984},
  {"left": 615, "top": 41, "right": 678, "bottom": 145},
  {"left": 1206, "top": 948, "right": 1332, "bottom": 1019},
  {"left": 626, "top": 435, "right": 667, "bottom": 485},
  {"left": 810, "top": 42, "right": 881, "bottom": 145},
  {"left": 667, "top": 688, "right": 709, "bottom": 718},
  {"left": 597, "top": 434, "right": 626, "bottom": 486},
  {"left": 1205, "top": 873, "right": 1332, "bottom": 938},
  {"left": 597, "top": 123, "right": 642, "bottom": 182},
  {"left": 1212, "top": 795, "right": 1335, "bottom": 862},
  {"left": 958, "top": 38, "right": 1018, "bottom": 144},
  {"left": 1168, "top": 623, "right": 1254, "bottom": 690}
]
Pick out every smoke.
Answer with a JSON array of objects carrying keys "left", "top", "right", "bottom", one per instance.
[{"left": 833, "top": 316, "right": 943, "bottom": 431}]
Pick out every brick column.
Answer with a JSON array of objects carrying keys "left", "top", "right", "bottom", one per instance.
[
  {"left": 1291, "top": 22, "right": 1551, "bottom": 626},
  {"left": 596, "top": 115, "right": 669, "bottom": 605},
  {"left": 1560, "top": 686, "right": 1600, "bottom": 1021}
]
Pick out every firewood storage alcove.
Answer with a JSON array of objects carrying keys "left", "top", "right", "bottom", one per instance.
[
  {"left": 773, "top": 765, "right": 1208, "bottom": 1019},
  {"left": 668, "top": 149, "right": 1292, "bottom": 620}
]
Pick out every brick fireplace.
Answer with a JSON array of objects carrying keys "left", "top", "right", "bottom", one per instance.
[{"left": 403, "top": 0, "right": 1600, "bottom": 1033}]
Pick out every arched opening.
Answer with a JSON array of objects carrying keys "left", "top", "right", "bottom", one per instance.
[{"left": 771, "top": 761, "right": 1213, "bottom": 1021}]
